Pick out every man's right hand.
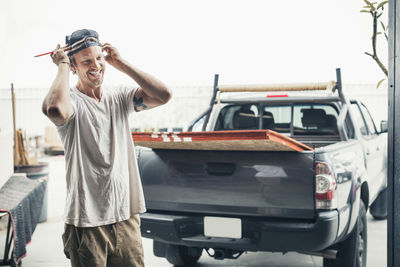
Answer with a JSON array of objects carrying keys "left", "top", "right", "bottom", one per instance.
[{"left": 51, "top": 44, "right": 70, "bottom": 66}]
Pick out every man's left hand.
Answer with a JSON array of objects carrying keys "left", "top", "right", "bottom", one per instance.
[{"left": 102, "top": 43, "right": 123, "bottom": 67}]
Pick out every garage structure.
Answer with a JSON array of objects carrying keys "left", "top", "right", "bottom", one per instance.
[{"left": 388, "top": 0, "right": 400, "bottom": 266}]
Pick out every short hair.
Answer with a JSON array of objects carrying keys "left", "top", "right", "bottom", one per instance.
[{"left": 69, "top": 55, "right": 76, "bottom": 66}]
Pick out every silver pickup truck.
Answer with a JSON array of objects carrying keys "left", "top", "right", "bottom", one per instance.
[{"left": 137, "top": 69, "right": 387, "bottom": 267}]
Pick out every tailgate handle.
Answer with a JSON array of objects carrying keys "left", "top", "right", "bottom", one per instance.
[{"left": 205, "top": 163, "right": 236, "bottom": 176}]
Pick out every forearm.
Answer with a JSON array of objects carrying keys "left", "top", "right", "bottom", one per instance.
[
  {"left": 115, "top": 59, "right": 171, "bottom": 103},
  {"left": 42, "top": 64, "right": 72, "bottom": 122}
]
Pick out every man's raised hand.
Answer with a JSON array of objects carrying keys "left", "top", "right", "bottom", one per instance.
[
  {"left": 50, "top": 44, "right": 70, "bottom": 66},
  {"left": 102, "top": 43, "right": 122, "bottom": 68}
]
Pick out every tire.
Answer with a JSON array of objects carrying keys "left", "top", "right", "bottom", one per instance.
[
  {"left": 166, "top": 245, "right": 202, "bottom": 267},
  {"left": 370, "top": 187, "right": 387, "bottom": 220},
  {"left": 323, "top": 201, "right": 367, "bottom": 267},
  {"left": 10, "top": 259, "right": 22, "bottom": 267},
  {"left": 10, "top": 252, "right": 22, "bottom": 267}
]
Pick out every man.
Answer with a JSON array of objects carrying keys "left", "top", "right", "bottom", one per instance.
[{"left": 42, "top": 29, "right": 172, "bottom": 267}]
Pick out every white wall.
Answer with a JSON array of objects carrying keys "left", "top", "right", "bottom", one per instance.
[
  {"left": 0, "top": 132, "right": 13, "bottom": 188},
  {"left": 344, "top": 84, "right": 388, "bottom": 127},
  {"left": 0, "top": 83, "right": 388, "bottom": 137},
  {"left": 129, "top": 85, "right": 212, "bottom": 131},
  {"left": 0, "top": 87, "right": 50, "bottom": 136}
]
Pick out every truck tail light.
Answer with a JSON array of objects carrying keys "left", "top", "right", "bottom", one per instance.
[{"left": 315, "top": 161, "right": 337, "bottom": 210}]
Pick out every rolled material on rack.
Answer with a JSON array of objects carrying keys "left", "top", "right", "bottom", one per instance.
[{"left": 218, "top": 80, "right": 336, "bottom": 93}]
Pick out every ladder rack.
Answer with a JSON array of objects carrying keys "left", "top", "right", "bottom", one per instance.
[{"left": 201, "top": 68, "right": 345, "bottom": 131}]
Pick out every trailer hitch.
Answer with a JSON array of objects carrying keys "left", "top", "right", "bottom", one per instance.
[{"left": 205, "top": 248, "right": 244, "bottom": 260}]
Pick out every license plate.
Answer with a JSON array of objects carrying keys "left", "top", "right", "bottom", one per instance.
[{"left": 204, "top": 216, "right": 242, "bottom": 239}]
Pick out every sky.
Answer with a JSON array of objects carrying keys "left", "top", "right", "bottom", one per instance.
[{"left": 0, "top": 0, "right": 389, "bottom": 89}]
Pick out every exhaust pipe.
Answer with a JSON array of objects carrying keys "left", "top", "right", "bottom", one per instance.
[{"left": 299, "top": 249, "right": 337, "bottom": 259}]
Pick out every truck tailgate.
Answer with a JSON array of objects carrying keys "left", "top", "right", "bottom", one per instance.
[{"left": 138, "top": 149, "right": 316, "bottom": 219}]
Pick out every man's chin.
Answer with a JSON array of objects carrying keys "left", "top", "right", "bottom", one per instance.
[{"left": 90, "top": 79, "right": 103, "bottom": 87}]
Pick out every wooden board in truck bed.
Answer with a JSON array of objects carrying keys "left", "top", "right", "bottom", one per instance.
[{"left": 131, "top": 130, "right": 313, "bottom": 152}]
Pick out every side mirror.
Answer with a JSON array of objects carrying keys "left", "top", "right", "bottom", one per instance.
[{"left": 380, "top": 120, "right": 388, "bottom": 133}]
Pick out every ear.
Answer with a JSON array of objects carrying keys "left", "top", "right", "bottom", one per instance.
[
  {"left": 68, "top": 56, "right": 77, "bottom": 74},
  {"left": 70, "top": 63, "right": 77, "bottom": 74}
]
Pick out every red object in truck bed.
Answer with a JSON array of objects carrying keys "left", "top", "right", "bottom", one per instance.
[{"left": 131, "top": 130, "right": 313, "bottom": 152}]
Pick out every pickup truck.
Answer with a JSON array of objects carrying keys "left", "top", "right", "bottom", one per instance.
[{"left": 136, "top": 69, "right": 388, "bottom": 267}]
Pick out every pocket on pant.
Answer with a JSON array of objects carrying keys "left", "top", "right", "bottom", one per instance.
[
  {"left": 62, "top": 224, "right": 73, "bottom": 259},
  {"left": 118, "top": 216, "right": 144, "bottom": 259},
  {"left": 77, "top": 229, "right": 105, "bottom": 265}
]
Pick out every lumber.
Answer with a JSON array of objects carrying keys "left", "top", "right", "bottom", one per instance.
[{"left": 132, "top": 130, "right": 313, "bottom": 152}]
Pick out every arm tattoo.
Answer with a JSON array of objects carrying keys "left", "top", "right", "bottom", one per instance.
[{"left": 133, "top": 96, "right": 148, "bottom": 111}]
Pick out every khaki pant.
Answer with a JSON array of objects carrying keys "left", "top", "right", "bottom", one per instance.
[{"left": 62, "top": 215, "right": 144, "bottom": 267}]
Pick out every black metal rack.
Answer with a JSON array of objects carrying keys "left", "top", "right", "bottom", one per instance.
[{"left": 201, "top": 68, "right": 345, "bottom": 131}]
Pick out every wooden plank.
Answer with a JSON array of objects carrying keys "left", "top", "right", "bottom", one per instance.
[
  {"left": 11, "top": 83, "right": 20, "bottom": 166},
  {"left": 132, "top": 130, "right": 313, "bottom": 152}
]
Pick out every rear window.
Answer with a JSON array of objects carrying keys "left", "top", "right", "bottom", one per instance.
[
  {"left": 263, "top": 105, "right": 291, "bottom": 133},
  {"left": 293, "top": 104, "right": 339, "bottom": 135},
  {"left": 215, "top": 103, "right": 340, "bottom": 136},
  {"left": 214, "top": 104, "right": 260, "bottom": 131}
]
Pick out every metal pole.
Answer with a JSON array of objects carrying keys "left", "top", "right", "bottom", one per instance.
[
  {"left": 335, "top": 68, "right": 345, "bottom": 103},
  {"left": 388, "top": 0, "right": 399, "bottom": 266},
  {"left": 202, "top": 74, "right": 219, "bottom": 131}
]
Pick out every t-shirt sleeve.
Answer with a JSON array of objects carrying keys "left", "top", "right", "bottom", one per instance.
[
  {"left": 119, "top": 86, "right": 140, "bottom": 114},
  {"left": 56, "top": 100, "right": 76, "bottom": 142}
]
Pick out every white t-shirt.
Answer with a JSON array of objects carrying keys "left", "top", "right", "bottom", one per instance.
[{"left": 56, "top": 86, "right": 146, "bottom": 227}]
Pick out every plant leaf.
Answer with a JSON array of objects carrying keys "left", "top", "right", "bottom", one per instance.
[
  {"left": 360, "top": 10, "right": 370, "bottom": 13},
  {"left": 377, "top": 78, "right": 386, "bottom": 89},
  {"left": 364, "top": 0, "right": 376, "bottom": 9},
  {"left": 377, "top": 1, "right": 388, "bottom": 10},
  {"left": 380, "top": 21, "right": 386, "bottom": 30}
]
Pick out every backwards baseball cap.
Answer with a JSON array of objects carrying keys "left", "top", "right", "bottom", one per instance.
[{"left": 65, "top": 29, "right": 102, "bottom": 56}]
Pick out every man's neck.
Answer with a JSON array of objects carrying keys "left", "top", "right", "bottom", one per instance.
[{"left": 76, "top": 83, "right": 102, "bottom": 102}]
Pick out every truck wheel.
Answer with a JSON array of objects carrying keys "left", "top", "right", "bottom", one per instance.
[
  {"left": 10, "top": 252, "right": 22, "bottom": 267},
  {"left": 166, "top": 245, "right": 202, "bottom": 267},
  {"left": 323, "top": 201, "right": 367, "bottom": 267},
  {"left": 10, "top": 259, "right": 22, "bottom": 267},
  {"left": 370, "top": 187, "right": 387, "bottom": 220}
]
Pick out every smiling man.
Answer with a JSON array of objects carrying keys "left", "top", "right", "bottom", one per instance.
[{"left": 42, "top": 29, "right": 171, "bottom": 267}]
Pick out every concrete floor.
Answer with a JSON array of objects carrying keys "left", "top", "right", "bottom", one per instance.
[{"left": 0, "top": 156, "right": 387, "bottom": 266}]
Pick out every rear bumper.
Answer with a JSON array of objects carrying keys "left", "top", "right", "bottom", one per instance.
[{"left": 140, "top": 210, "right": 339, "bottom": 252}]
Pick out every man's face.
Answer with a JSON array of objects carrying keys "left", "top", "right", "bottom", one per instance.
[{"left": 71, "top": 46, "right": 106, "bottom": 89}]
